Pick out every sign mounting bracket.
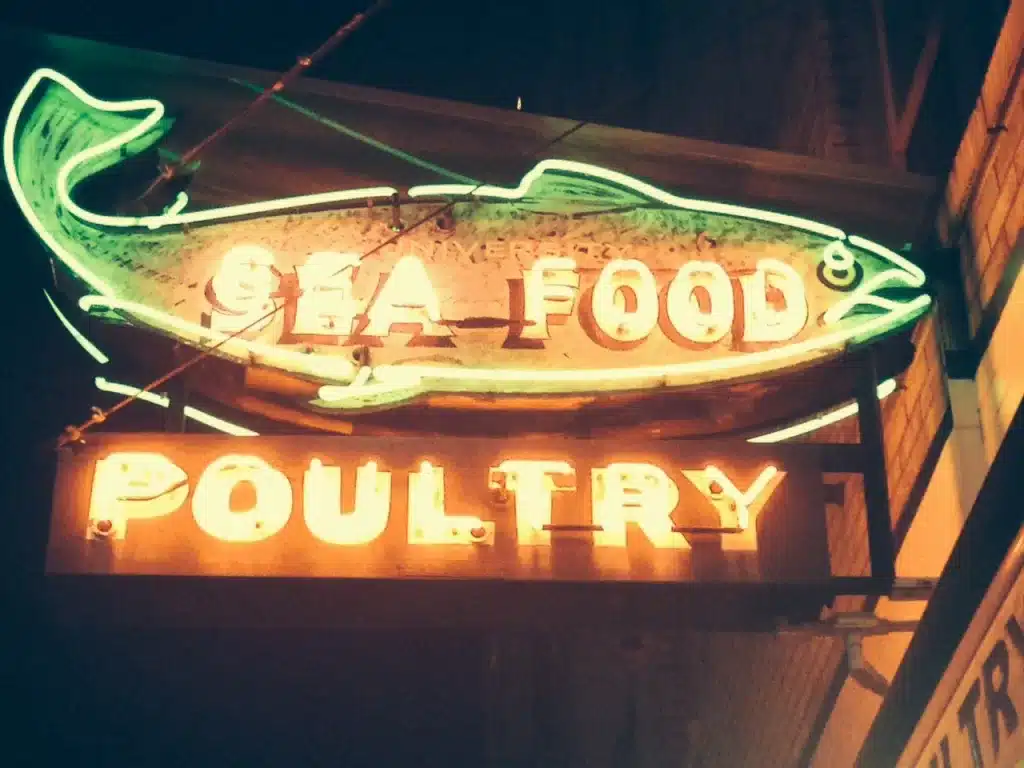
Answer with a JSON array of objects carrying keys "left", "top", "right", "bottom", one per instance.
[{"left": 857, "top": 351, "right": 896, "bottom": 587}]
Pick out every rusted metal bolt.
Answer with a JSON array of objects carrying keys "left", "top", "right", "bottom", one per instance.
[{"left": 352, "top": 346, "right": 370, "bottom": 366}]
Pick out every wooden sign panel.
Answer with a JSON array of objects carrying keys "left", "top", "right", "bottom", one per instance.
[
  {"left": 907, "top": 566, "right": 1024, "bottom": 768},
  {"left": 49, "top": 434, "right": 830, "bottom": 584},
  {"left": 9, "top": 69, "right": 930, "bottom": 428}
]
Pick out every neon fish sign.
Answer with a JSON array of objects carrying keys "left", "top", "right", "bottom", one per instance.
[
  {"left": 48, "top": 435, "right": 831, "bottom": 582},
  {"left": 7, "top": 69, "right": 930, "bottom": 417}
]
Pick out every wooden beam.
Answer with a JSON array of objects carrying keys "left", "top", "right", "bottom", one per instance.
[
  {"left": 44, "top": 575, "right": 896, "bottom": 631},
  {"left": 0, "top": 25, "right": 937, "bottom": 244},
  {"left": 857, "top": 353, "right": 896, "bottom": 584},
  {"left": 893, "top": 13, "right": 944, "bottom": 159},
  {"left": 871, "top": 0, "right": 901, "bottom": 167}
]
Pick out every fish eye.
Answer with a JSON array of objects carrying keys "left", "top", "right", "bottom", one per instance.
[
  {"left": 817, "top": 260, "right": 863, "bottom": 292},
  {"left": 817, "top": 240, "right": 864, "bottom": 292}
]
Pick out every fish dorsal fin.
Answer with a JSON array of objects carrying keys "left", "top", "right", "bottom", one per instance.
[{"left": 499, "top": 161, "right": 656, "bottom": 214}]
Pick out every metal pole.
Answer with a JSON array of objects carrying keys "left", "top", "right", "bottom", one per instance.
[
  {"left": 856, "top": 352, "right": 896, "bottom": 584},
  {"left": 892, "top": 12, "right": 944, "bottom": 160},
  {"left": 871, "top": 0, "right": 900, "bottom": 167},
  {"left": 164, "top": 377, "right": 187, "bottom": 433}
]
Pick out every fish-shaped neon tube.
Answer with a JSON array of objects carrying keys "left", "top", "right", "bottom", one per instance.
[{"left": 6, "top": 69, "right": 930, "bottom": 416}]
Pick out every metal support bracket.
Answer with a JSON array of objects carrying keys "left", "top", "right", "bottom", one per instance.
[
  {"left": 778, "top": 610, "right": 924, "bottom": 696},
  {"left": 845, "top": 634, "right": 891, "bottom": 697},
  {"left": 164, "top": 375, "right": 188, "bottom": 433},
  {"left": 857, "top": 353, "right": 896, "bottom": 586},
  {"left": 777, "top": 611, "right": 920, "bottom": 637},
  {"left": 889, "top": 576, "right": 938, "bottom": 601}
]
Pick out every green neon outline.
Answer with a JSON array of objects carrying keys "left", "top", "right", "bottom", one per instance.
[
  {"left": 79, "top": 295, "right": 358, "bottom": 381},
  {"left": 182, "top": 405, "right": 259, "bottom": 436},
  {"left": 44, "top": 289, "right": 110, "bottom": 364},
  {"left": 12, "top": 69, "right": 931, "bottom": 410},
  {"left": 4, "top": 68, "right": 398, "bottom": 298},
  {"left": 747, "top": 378, "right": 897, "bottom": 443},
  {"left": 95, "top": 375, "right": 169, "bottom": 407},
  {"left": 408, "top": 166, "right": 850, "bottom": 240},
  {"left": 94, "top": 376, "right": 258, "bottom": 436},
  {"left": 408, "top": 162, "right": 928, "bottom": 325},
  {"left": 311, "top": 293, "right": 928, "bottom": 402},
  {"left": 93, "top": 368, "right": 895, "bottom": 444}
]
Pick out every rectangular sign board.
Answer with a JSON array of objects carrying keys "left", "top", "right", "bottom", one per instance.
[
  {"left": 906, "top": 559, "right": 1024, "bottom": 768},
  {"left": 49, "top": 434, "right": 830, "bottom": 585}
]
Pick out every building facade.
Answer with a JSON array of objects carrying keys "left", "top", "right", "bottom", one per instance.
[{"left": 809, "top": 2, "right": 1024, "bottom": 765}]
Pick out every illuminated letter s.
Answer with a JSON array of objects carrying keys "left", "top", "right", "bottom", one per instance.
[{"left": 209, "top": 245, "right": 279, "bottom": 335}]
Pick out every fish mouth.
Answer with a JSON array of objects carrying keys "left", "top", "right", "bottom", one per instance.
[
  {"left": 829, "top": 283, "right": 931, "bottom": 321},
  {"left": 820, "top": 236, "right": 929, "bottom": 327}
]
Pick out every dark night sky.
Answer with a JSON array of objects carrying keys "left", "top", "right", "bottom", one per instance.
[{"left": 0, "top": 0, "right": 657, "bottom": 117}]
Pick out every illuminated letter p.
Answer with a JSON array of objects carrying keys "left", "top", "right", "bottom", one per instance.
[{"left": 88, "top": 452, "right": 189, "bottom": 539}]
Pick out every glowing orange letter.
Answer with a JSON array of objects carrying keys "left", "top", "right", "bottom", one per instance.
[
  {"left": 682, "top": 465, "right": 784, "bottom": 551},
  {"left": 87, "top": 452, "right": 188, "bottom": 539},
  {"left": 293, "top": 251, "right": 362, "bottom": 336},
  {"left": 363, "top": 256, "right": 452, "bottom": 338},
  {"left": 193, "top": 455, "right": 292, "bottom": 542},
  {"left": 408, "top": 461, "right": 493, "bottom": 545},
  {"left": 488, "top": 460, "right": 575, "bottom": 546},
  {"left": 666, "top": 261, "right": 734, "bottom": 344},
  {"left": 304, "top": 458, "right": 391, "bottom": 544},
  {"left": 740, "top": 260, "right": 807, "bottom": 342},
  {"left": 521, "top": 258, "right": 579, "bottom": 340},
  {"left": 591, "top": 259, "right": 659, "bottom": 343},
  {"left": 209, "top": 245, "right": 279, "bottom": 334},
  {"left": 591, "top": 463, "right": 685, "bottom": 548}
]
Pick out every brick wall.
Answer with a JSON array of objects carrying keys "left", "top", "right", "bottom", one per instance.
[
  {"left": 774, "top": 0, "right": 893, "bottom": 166},
  {"left": 691, "top": 316, "right": 948, "bottom": 768},
  {"left": 609, "top": 7, "right": 1024, "bottom": 759},
  {"left": 939, "top": 0, "right": 1024, "bottom": 458},
  {"left": 488, "top": 314, "right": 951, "bottom": 768},
  {"left": 809, "top": 4, "right": 1024, "bottom": 765},
  {"left": 940, "top": 2, "right": 1024, "bottom": 334},
  {"left": 808, "top": 316, "right": 951, "bottom": 767}
]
